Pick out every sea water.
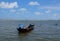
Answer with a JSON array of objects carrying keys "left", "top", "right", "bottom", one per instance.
[{"left": 0, "top": 20, "right": 60, "bottom": 41}]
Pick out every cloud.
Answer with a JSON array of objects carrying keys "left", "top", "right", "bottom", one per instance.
[
  {"left": 19, "top": 8, "right": 27, "bottom": 12},
  {"left": 18, "top": 8, "right": 29, "bottom": 13},
  {"left": 40, "top": 6, "right": 60, "bottom": 10},
  {"left": 0, "top": 2, "right": 18, "bottom": 8},
  {"left": 10, "top": 9, "right": 16, "bottom": 13},
  {"left": 6, "top": 8, "right": 28, "bottom": 14},
  {"left": 45, "top": 10, "right": 51, "bottom": 13},
  {"left": 29, "top": 1, "right": 40, "bottom": 6},
  {"left": 53, "top": 14, "right": 57, "bottom": 16},
  {"left": 52, "top": 14, "right": 58, "bottom": 20},
  {"left": 34, "top": 12, "right": 41, "bottom": 15}
]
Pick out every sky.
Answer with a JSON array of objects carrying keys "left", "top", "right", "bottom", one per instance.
[{"left": 0, "top": 0, "right": 60, "bottom": 20}]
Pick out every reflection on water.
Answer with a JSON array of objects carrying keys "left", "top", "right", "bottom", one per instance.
[{"left": 0, "top": 20, "right": 60, "bottom": 41}]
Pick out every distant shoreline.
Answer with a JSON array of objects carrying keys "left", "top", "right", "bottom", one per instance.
[{"left": 0, "top": 19, "right": 60, "bottom": 21}]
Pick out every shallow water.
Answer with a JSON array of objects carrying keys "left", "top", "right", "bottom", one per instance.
[{"left": 0, "top": 20, "right": 60, "bottom": 41}]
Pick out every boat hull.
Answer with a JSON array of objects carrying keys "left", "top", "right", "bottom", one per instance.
[
  {"left": 17, "top": 24, "right": 34, "bottom": 33},
  {"left": 17, "top": 27, "right": 34, "bottom": 33}
]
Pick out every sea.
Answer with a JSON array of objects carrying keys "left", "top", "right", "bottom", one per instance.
[{"left": 0, "top": 20, "right": 60, "bottom": 41}]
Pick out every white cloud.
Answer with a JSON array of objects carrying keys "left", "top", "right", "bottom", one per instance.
[
  {"left": 53, "top": 14, "right": 57, "bottom": 16},
  {"left": 40, "top": 6, "right": 60, "bottom": 10},
  {"left": 34, "top": 12, "right": 41, "bottom": 15},
  {"left": 9, "top": 8, "right": 28, "bottom": 14},
  {"left": 10, "top": 9, "right": 16, "bottom": 13},
  {"left": 19, "top": 8, "right": 27, "bottom": 12},
  {"left": 18, "top": 8, "right": 29, "bottom": 13},
  {"left": 52, "top": 14, "right": 58, "bottom": 20},
  {"left": 0, "top": 2, "right": 18, "bottom": 8},
  {"left": 29, "top": 1, "right": 40, "bottom": 6},
  {"left": 45, "top": 10, "right": 51, "bottom": 13}
]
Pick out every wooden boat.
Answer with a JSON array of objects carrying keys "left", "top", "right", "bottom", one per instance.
[{"left": 17, "top": 24, "right": 34, "bottom": 33}]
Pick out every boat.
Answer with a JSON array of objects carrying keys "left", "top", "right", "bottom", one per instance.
[{"left": 17, "top": 24, "right": 34, "bottom": 33}]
